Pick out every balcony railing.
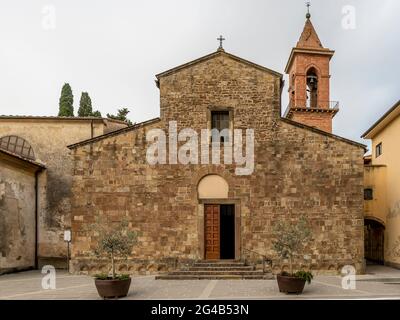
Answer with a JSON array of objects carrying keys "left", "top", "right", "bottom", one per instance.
[{"left": 283, "top": 100, "right": 339, "bottom": 118}]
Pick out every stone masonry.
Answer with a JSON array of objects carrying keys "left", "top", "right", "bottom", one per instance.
[
  {"left": 0, "top": 149, "right": 44, "bottom": 273},
  {"left": 0, "top": 117, "right": 126, "bottom": 268},
  {"left": 69, "top": 49, "right": 365, "bottom": 275}
]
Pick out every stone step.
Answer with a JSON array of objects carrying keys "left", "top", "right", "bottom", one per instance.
[
  {"left": 193, "top": 262, "right": 246, "bottom": 267},
  {"left": 155, "top": 260, "right": 272, "bottom": 280},
  {"left": 156, "top": 274, "right": 274, "bottom": 280},
  {"left": 188, "top": 266, "right": 255, "bottom": 271},
  {"left": 194, "top": 260, "right": 242, "bottom": 263},
  {"left": 197, "top": 259, "right": 237, "bottom": 262},
  {"left": 168, "top": 270, "right": 265, "bottom": 276}
]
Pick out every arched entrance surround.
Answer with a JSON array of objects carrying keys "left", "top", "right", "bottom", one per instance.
[{"left": 196, "top": 174, "right": 241, "bottom": 260}]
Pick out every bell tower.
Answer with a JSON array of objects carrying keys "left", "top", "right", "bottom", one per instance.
[{"left": 284, "top": 7, "right": 339, "bottom": 133}]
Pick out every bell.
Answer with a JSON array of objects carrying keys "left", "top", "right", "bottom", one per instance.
[{"left": 307, "top": 75, "right": 317, "bottom": 84}]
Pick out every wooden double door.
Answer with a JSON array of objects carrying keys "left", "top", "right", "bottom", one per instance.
[
  {"left": 204, "top": 204, "right": 235, "bottom": 260},
  {"left": 364, "top": 219, "right": 385, "bottom": 264}
]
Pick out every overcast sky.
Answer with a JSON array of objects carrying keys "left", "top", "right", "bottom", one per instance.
[{"left": 0, "top": 0, "right": 399, "bottom": 148}]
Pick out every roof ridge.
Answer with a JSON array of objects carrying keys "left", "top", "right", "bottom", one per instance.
[
  {"left": 155, "top": 50, "right": 282, "bottom": 80},
  {"left": 0, "top": 115, "right": 105, "bottom": 120},
  {"left": 281, "top": 117, "right": 366, "bottom": 150},
  {"left": 0, "top": 115, "right": 130, "bottom": 125},
  {"left": 0, "top": 147, "right": 46, "bottom": 169},
  {"left": 67, "top": 117, "right": 161, "bottom": 149},
  {"left": 361, "top": 100, "right": 400, "bottom": 138}
]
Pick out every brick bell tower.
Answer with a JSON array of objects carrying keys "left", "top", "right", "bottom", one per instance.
[{"left": 284, "top": 8, "right": 339, "bottom": 133}]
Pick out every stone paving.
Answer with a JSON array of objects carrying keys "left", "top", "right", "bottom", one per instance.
[{"left": 0, "top": 265, "right": 399, "bottom": 300}]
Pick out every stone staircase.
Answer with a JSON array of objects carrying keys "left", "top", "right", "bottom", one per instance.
[{"left": 156, "top": 260, "right": 274, "bottom": 280}]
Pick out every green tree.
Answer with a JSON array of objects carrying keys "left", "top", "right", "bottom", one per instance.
[
  {"left": 58, "top": 83, "right": 74, "bottom": 117},
  {"left": 89, "top": 218, "right": 138, "bottom": 279},
  {"left": 77, "top": 92, "right": 102, "bottom": 118},
  {"left": 272, "top": 216, "right": 311, "bottom": 275},
  {"left": 78, "top": 92, "right": 92, "bottom": 117},
  {"left": 107, "top": 108, "right": 133, "bottom": 125},
  {"left": 91, "top": 110, "right": 102, "bottom": 117}
]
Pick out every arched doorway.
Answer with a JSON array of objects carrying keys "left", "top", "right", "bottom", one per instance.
[
  {"left": 0, "top": 135, "right": 39, "bottom": 270},
  {"left": 364, "top": 218, "right": 385, "bottom": 264},
  {"left": 197, "top": 175, "right": 239, "bottom": 260}
]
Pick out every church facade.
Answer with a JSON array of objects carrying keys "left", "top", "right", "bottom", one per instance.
[{"left": 68, "top": 16, "right": 366, "bottom": 275}]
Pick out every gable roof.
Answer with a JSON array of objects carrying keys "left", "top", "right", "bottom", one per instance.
[
  {"left": 67, "top": 117, "right": 161, "bottom": 149},
  {"left": 0, "top": 147, "right": 46, "bottom": 170},
  {"left": 362, "top": 100, "right": 400, "bottom": 139},
  {"left": 281, "top": 117, "right": 367, "bottom": 150},
  {"left": 155, "top": 49, "right": 283, "bottom": 81}
]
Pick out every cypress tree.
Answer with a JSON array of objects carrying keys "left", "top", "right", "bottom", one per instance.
[
  {"left": 78, "top": 92, "right": 93, "bottom": 117},
  {"left": 58, "top": 83, "right": 74, "bottom": 117}
]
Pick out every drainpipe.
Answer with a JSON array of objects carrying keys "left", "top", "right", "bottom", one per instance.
[
  {"left": 90, "top": 119, "right": 94, "bottom": 139},
  {"left": 34, "top": 170, "right": 39, "bottom": 269},
  {"left": 34, "top": 167, "right": 45, "bottom": 270},
  {"left": 90, "top": 119, "right": 94, "bottom": 153}
]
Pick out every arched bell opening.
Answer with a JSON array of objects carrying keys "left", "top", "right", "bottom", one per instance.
[{"left": 306, "top": 67, "right": 318, "bottom": 109}]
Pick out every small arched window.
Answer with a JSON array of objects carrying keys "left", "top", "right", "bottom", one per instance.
[{"left": 0, "top": 135, "right": 35, "bottom": 160}]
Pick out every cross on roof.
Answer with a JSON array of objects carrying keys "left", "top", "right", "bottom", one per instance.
[
  {"left": 217, "top": 35, "right": 225, "bottom": 50},
  {"left": 306, "top": 1, "right": 311, "bottom": 19}
]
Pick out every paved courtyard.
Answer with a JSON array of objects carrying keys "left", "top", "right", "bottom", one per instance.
[{"left": 1, "top": 265, "right": 400, "bottom": 300}]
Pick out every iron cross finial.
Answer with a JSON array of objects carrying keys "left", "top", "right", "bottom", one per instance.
[
  {"left": 217, "top": 35, "right": 225, "bottom": 50},
  {"left": 306, "top": 1, "right": 311, "bottom": 19}
]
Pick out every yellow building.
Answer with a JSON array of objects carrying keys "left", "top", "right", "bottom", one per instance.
[{"left": 362, "top": 100, "right": 400, "bottom": 268}]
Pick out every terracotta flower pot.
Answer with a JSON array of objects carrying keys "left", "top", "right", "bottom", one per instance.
[
  {"left": 95, "top": 277, "right": 131, "bottom": 299},
  {"left": 277, "top": 274, "right": 306, "bottom": 294}
]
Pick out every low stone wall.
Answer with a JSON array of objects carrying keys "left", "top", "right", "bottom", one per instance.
[
  {"left": 70, "top": 256, "right": 365, "bottom": 276},
  {"left": 70, "top": 258, "right": 195, "bottom": 276}
]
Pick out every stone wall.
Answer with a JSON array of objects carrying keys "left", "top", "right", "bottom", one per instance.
[
  {"left": 0, "top": 159, "right": 36, "bottom": 273},
  {"left": 104, "top": 119, "right": 130, "bottom": 134},
  {"left": 291, "top": 112, "right": 333, "bottom": 133},
  {"left": 0, "top": 118, "right": 126, "bottom": 267},
  {"left": 69, "top": 52, "right": 365, "bottom": 275}
]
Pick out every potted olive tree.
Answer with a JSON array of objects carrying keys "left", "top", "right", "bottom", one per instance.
[
  {"left": 272, "top": 216, "right": 313, "bottom": 294},
  {"left": 91, "top": 219, "right": 138, "bottom": 299}
]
